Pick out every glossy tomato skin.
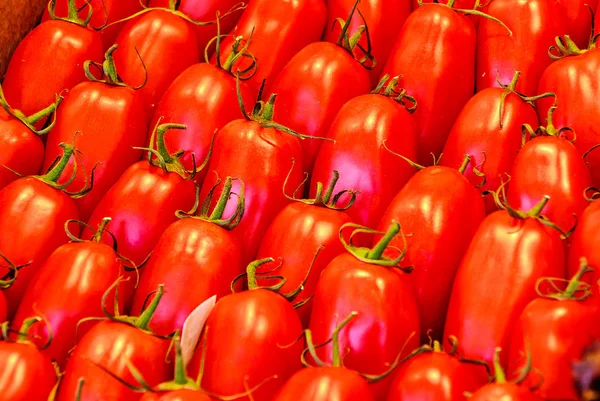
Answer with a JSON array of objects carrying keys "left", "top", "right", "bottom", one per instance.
[
  {"left": 273, "top": 366, "right": 375, "bottom": 401},
  {"left": 148, "top": 0, "right": 244, "bottom": 55},
  {"left": 537, "top": 48, "right": 600, "bottom": 187},
  {"left": 568, "top": 201, "right": 600, "bottom": 303},
  {"left": 256, "top": 202, "right": 354, "bottom": 326},
  {"left": 507, "top": 136, "right": 591, "bottom": 234},
  {"left": 130, "top": 218, "right": 244, "bottom": 336},
  {"left": 150, "top": 63, "right": 252, "bottom": 180},
  {"left": 477, "top": 0, "right": 567, "bottom": 95},
  {"left": 114, "top": 10, "right": 201, "bottom": 113},
  {"left": 323, "top": 0, "right": 411, "bottom": 84},
  {"left": 140, "top": 389, "right": 212, "bottom": 401},
  {"left": 440, "top": 87, "right": 540, "bottom": 214},
  {"left": 0, "top": 341, "right": 57, "bottom": 401},
  {"left": 43, "top": 82, "right": 149, "bottom": 221},
  {"left": 57, "top": 321, "right": 173, "bottom": 401},
  {"left": 270, "top": 42, "right": 372, "bottom": 172},
  {"left": 308, "top": 254, "right": 421, "bottom": 399},
  {"left": 311, "top": 94, "right": 418, "bottom": 228},
  {"left": 0, "top": 178, "right": 79, "bottom": 318},
  {"left": 382, "top": 4, "right": 475, "bottom": 164},
  {"left": 508, "top": 298, "right": 600, "bottom": 400},
  {"left": 376, "top": 167, "right": 486, "bottom": 341},
  {"left": 443, "top": 211, "right": 566, "bottom": 368},
  {"left": 198, "top": 120, "right": 304, "bottom": 265},
  {"left": 41, "top": 0, "right": 143, "bottom": 50},
  {"left": 470, "top": 382, "right": 544, "bottom": 401},
  {"left": 386, "top": 351, "right": 489, "bottom": 401},
  {"left": 188, "top": 290, "right": 304, "bottom": 401},
  {"left": 2, "top": 20, "right": 103, "bottom": 117},
  {"left": 212, "top": 0, "right": 327, "bottom": 93},
  {"left": 86, "top": 162, "right": 196, "bottom": 266},
  {"left": 0, "top": 112, "right": 45, "bottom": 191},
  {"left": 557, "top": 0, "right": 599, "bottom": 49},
  {"left": 12, "top": 241, "right": 132, "bottom": 369}
]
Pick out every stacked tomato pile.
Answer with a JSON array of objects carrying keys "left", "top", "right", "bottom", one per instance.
[{"left": 1, "top": 0, "right": 600, "bottom": 399}]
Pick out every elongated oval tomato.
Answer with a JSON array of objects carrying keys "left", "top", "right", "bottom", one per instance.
[
  {"left": 508, "top": 265, "right": 600, "bottom": 401},
  {"left": 507, "top": 135, "right": 591, "bottom": 234},
  {"left": 324, "top": 0, "right": 410, "bottom": 84},
  {"left": 311, "top": 85, "right": 418, "bottom": 228},
  {"left": 0, "top": 144, "right": 82, "bottom": 318},
  {"left": 440, "top": 72, "right": 540, "bottom": 213},
  {"left": 197, "top": 94, "right": 305, "bottom": 265},
  {"left": 140, "top": 389, "right": 211, "bottom": 401},
  {"left": 273, "top": 366, "right": 374, "bottom": 401},
  {"left": 113, "top": 8, "right": 201, "bottom": 113},
  {"left": 382, "top": 4, "right": 475, "bottom": 164},
  {"left": 256, "top": 173, "right": 355, "bottom": 326},
  {"left": 2, "top": 11, "right": 103, "bottom": 117},
  {"left": 477, "top": 0, "right": 567, "bottom": 95},
  {"left": 376, "top": 162, "right": 486, "bottom": 341},
  {"left": 0, "top": 319, "right": 57, "bottom": 401},
  {"left": 213, "top": 0, "right": 326, "bottom": 93},
  {"left": 270, "top": 41, "right": 371, "bottom": 173},
  {"left": 537, "top": 44, "right": 600, "bottom": 187},
  {"left": 11, "top": 219, "right": 133, "bottom": 369},
  {"left": 43, "top": 46, "right": 149, "bottom": 221},
  {"left": 147, "top": 0, "right": 244, "bottom": 55},
  {"left": 568, "top": 199, "right": 600, "bottom": 303},
  {"left": 86, "top": 123, "right": 196, "bottom": 265},
  {"left": 150, "top": 37, "right": 253, "bottom": 180},
  {"left": 188, "top": 268, "right": 304, "bottom": 401},
  {"left": 443, "top": 201, "right": 566, "bottom": 368},
  {"left": 557, "top": 0, "right": 599, "bottom": 49},
  {"left": 309, "top": 223, "right": 421, "bottom": 399},
  {"left": 41, "top": 0, "right": 143, "bottom": 50},
  {"left": 386, "top": 342, "right": 489, "bottom": 401},
  {"left": 130, "top": 177, "right": 245, "bottom": 337},
  {"left": 57, "top": 290, "right": 173, "bottom": 401}
]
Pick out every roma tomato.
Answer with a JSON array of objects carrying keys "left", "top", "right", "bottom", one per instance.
[
  {"left": 311, "top": 78, "right": 418, "bottom": 228},
  {"left": 0, "top": 143, "right": 85, "bottom": 318},
  {"left": 130, "top": 177, "right": 245, "bottom": 337},
  {"left": 382, "top": 3, "right": 476, "bottom": 164},
  {"left": 508, "top": 263, "right": 600, "bottom": 400},
  {"left": 0, "top": 255, "right": 19, "bottom": 324},
  {"left": 568, "top": 199, "right": 600, "bottom": 303},
  {"left": 113, "top": 6, "right": 202, "bottom": 113},
  {"left": 537, "top": 39, "right": 600, "bottom": 187},
  {"left": 2, "top": 1, "right": 103, "bottom": 117},
  {"left": 147, "top": 0, "right": 244, "bottom": 55},
  {"left": 11, "top": 218, "right": 134, "bottom": 369},
  {"left": 57, "top": 286, "right": 173, "bottom": 401},
  {"left": 41, "top": 0, "right": 143, "bottom": 50},
  {"left": 197, "top": 85, "right": 305, "bottom": 265},
  {"left": 274, "top": 368, "right": 374, "bottom": 401},
  {"left": 440, "top": 72, "right": 541, "bottom": 213},
  {"left": 308, "top": 222, "right": 421, "bottom": 399},
  {"left": 212, "top": 0, "right": 326, "bottom": 93},
  {"left": 477, "top": 0, "right": 567, "bottom": 95},
  {"left": 557, "top": 0, "right": 599, "bottom": 49},
  {"left": 150, "top": 34, "right": 253, "bottom": 180},
  {"left": 86, "top": 123, "right": 196, "bottom": 266},
  {"left": 256, "top": 171, "right": 355, "bottom": 326},
  {"left": 140, "top": 390, "right": 211, "bottom": 401},
  {"left": 270, "top": 32, "right": 372, "bottom": 172},
  {"left": 323, "top": 0, "right": 410, "bottom": 83},
  {"left": 188, "top": 260, "right": 304, "bottom": 401},
  {"left": 0, "top": 86, "right": 59, "bottom": 191},
  {"left": 506, "top": 123, "right": 591, "bottom": 234},
  {"left": 470, "top": 348, "right": 543, "bottom": 401},
  {"left": 376, "top": 158, "right": 486, "bottom": 341},
  {"left": 0, "top": 318, "right": 58, "bottom": 401},
  {"left": 443, "top": 197, "right": 566, "bottom": 368},
  {"left": 43, "top": 45, "right": 149, "bottom": 221},
  {"left": 386, "top": 340, "right": 489, "bottom": 401}
]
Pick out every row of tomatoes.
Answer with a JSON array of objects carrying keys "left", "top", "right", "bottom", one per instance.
[{"left": 0, "top": 0, "right": 599, "bottom": 400}]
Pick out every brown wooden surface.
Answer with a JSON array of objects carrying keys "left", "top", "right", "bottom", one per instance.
[{"left": 0, "top": 0, "right": 48, "bottom": 77}]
